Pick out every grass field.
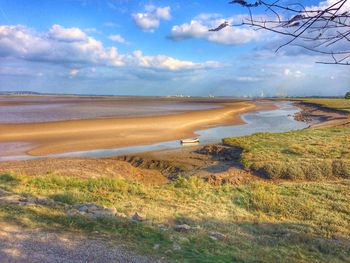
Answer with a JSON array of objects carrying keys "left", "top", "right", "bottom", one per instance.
[
  {"left": 294, "top": 98, "right": 350, "bottom": 113},
  {"left": 1, "top": 173, "right": 350, "bottom": 262},
  {"left": 223, "top": 126, "right": 350, "bottom": 180}
]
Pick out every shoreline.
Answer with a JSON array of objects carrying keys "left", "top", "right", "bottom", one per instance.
[
  {"left": 0, "top": 99, "right": 344, "bottom": 185},
  {"left": 0, "top": 99, "right": 276, "bottom": 157},
  {"left": 293, "top": 101, "right": 350, "bottom": 128}
]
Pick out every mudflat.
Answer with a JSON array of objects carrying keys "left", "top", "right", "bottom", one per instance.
[{"left": 0, "top": 96, "right": 274, "bottom": 156}]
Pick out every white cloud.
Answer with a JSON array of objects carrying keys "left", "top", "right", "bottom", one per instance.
[
  {"left": 235, "top": 76, "right": 262, "bottom": 82},
  {"left": 48, "top": 24, "right": 87, "bottom": 42},
  {"left": 284, "top": 68, "right": 305, "bottom": 78},
  {"left": 108, "top": 34, "right": 128, "bottom": 44},
  {"left": 69, "top": 68, "right": 79, "bottom": 77},
  {"left": 308, "top": 0, "right": 350, "bottom": 12},
  {"left": 131, "top": 50, "right": 220, "bottom": 70},
  {"left": 170, "top": 14, "right": 259, "bottom": 45},
  {"left": 0, "top": 24, "right": 219, "bottom": 71},
  {"left": 132, "top": 5, "right": 171, "bottom": 32}
]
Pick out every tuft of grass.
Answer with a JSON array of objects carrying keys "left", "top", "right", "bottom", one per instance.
[{"left": 223, "top": 126, "right": 350, "bottom": 180}]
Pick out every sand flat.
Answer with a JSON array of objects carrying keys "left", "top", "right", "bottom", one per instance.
[{"left": 0, "top": 98, "right": 275, "bottom": 156}]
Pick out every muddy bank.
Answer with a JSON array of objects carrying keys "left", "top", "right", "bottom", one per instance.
[
  {"left": 117, "top": 144, "right": 256, "bottom": 185},
  {"left": 0, "top": 144, "right": 257, "bottom": 186},
  {"left": 293, "top": 101, "right": 350, "bottom": 128}
]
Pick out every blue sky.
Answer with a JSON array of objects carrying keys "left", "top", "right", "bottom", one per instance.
[{"left": 0, "top": 0, "right": 349, "bottom": 96}]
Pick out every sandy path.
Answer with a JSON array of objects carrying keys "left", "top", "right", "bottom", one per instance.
[
  {"left": 0, "top": 223, "right": 159, "bottom": 263},
  {"left": 0, "top": 101, "right": 259, "bottom": 156}
]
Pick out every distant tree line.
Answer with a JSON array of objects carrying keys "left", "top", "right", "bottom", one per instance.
[{"left": 345, "top": 91, "right": 350, "bottom": 99}]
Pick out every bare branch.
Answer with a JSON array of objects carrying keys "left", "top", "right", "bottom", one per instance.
[{"left": 217, "top": 0, "right": 350, "bottom": 65}]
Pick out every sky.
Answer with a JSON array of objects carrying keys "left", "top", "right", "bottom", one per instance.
[{"left": 0, "top": 0, "right": 349, "bottom": 97}]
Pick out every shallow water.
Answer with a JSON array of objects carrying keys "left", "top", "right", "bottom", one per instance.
[
  {"left": 0, "top": 98, "right": 219, "bottom": 123},
  {"left": 0, "top": 102, "right": 308, "bottom": 161}
]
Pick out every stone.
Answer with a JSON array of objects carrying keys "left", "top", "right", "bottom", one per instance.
[
  {"left": 153, "top": 244, "right": 160, "bottom": 250},
  {"left": 115, "top": 211, "right": 127, "bottom": 218},
  {"left": 172, "top": 242, "right": 181, "bottom": 251},
  {"left": 178, "top": 237, "right": 189, "bottom": 243},
  {"left": 35, "top": 198, "right": 55, "bottom": 206},
  {"left": 86, "top": 204, "right": 102, "bottom": 212},
  {"left": 78, "top": 205, "right": 89, "bottom": 212},
  {"left": 67, "top": 203, "right": 124, "bottom": 219},
  {"left": 209, "top": 231, "right": 226, "bottom": 241},
  {"left": 209, "top": 236, "right": 218, "bottom": 241},
  {"left": 67, "top": 209, "right": 79, "bottom": 217},
  {"left": 0, "top": 188, "right": 10, "bottom": 195},
  {"left": 174, "top": 224, "right": 191, "bottom": 232},
  {"left": 131, "top": 212, "right": 146, "bottom": 221}
]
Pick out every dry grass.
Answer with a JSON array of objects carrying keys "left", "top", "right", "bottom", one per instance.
[
  {"left": 223, "top": 126, "right": 350, "bottom": 180},
  {"left": 0, "top": 173, "right": 349, "bottom": 262}
]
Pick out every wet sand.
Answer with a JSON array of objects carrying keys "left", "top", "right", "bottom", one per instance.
[{"left": 0, "top": 97, "right": 274, "bottom": 156}]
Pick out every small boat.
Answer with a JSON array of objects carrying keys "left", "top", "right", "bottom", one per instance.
[{"left": 180, "top": 137, "right": 199, "bottom": 144}]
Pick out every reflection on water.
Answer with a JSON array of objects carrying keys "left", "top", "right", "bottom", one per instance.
[
  {"left": 197, "top": 102, "right": 308, "bottom": 144},
  {"left": 0, "top": 102, "right": 308, "bottom": 161}
]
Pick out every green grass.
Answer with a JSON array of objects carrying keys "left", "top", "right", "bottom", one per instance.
[
  {"left": 1, "top": 124, "right": 350, "bottom": 262},
  {"left": 223, "top": 126, "right": 350, "bottom": 180},
  {"left": 294, "top": 98, "right": 350, "bottom": 112},
  {"left": 0, "top": 173, "right": 349, "bottom": 262}
]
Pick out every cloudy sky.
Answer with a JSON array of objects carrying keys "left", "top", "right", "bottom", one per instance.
[{"left": 0, "top": 0, "right": 349, "bottom": 96}]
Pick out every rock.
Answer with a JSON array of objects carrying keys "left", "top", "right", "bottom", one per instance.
[
  {"left": 174, "top": 224, "right": 191, "bottom": 232},
  {"left": 0, "top": 194, "right": 22, "bottom": 204},
  {"left": 153, "top": 244, "right": 160, "bottom": 250},
  {"left": 67, "top": 209, "right": 79, "bottom": 217},
  {"left": 209, "top": 231, "right": 226, "bottom": 241},
  {"left": 209, "top": 236, "right": 218, "bottom": 241},
  {"left": 35, "top": 198, "right": 55, "bottom": 206},
  {"left": 131, "top": 212, "right": 146, "bottom": 221},
  {"left": 172, "top": 242, "right": 181, "bottom": 251},
  {"left": 115, "top": 211, "right": 127, "bottom": 218},
  {"left": 0, "top": 188, "right": 10, "bottom": 195},
  {"left": 90, "top": 210, "right": 114, "bottom": 218},
  {"left": 67, "top": 203, "right": 120, "bottom": 219},
  {"left": 158, "top": 224, "right": 168, "bottom": 231},
  {"left": 87, "top": 204, "right": 102, "bottom": 212},
  {"left": 78, "top": 205, "right": 89, "bottom": 212},
  {"left": 178, "top": 237, "right": 189, "bottom": 243}
]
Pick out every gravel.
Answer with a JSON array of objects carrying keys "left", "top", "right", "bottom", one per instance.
[{"left": 0, "top": 224, "right": 164, "bottom": 263}]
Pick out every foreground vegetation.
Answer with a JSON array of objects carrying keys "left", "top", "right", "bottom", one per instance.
[
  {"left": 224, "top": 126, "right": 350, "bottom": 180},
  {"left": 0, "top": 172, "right": 349, "bottom": 262}
]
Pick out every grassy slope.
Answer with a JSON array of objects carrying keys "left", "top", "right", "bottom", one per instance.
[
  {"left": 294, "top": 98, "right": 350, "bottom": 113},
  {"left": 223, "top": 126, "right": 350, "bottom": 179},
  {"left": 0, "top": 173, "right": 349, "bottom": 263}
]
